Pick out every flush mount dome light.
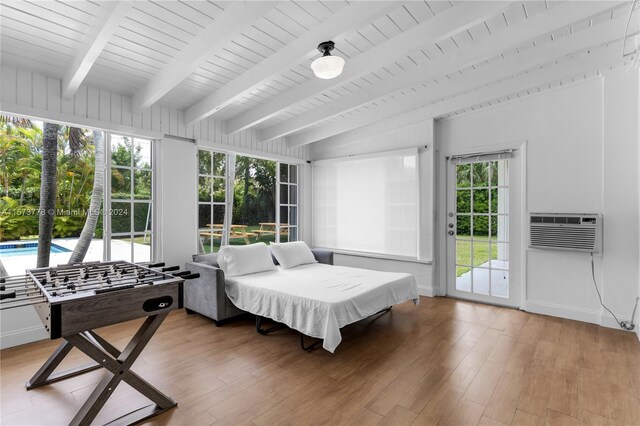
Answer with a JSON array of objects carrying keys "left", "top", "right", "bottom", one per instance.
[{"left": 311, "top": 41, "right": 345, "bottom": 79}]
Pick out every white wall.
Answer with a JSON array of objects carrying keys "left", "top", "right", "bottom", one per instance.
[
  {"left": 602, "top": 67, "right": 640, "bottom": 328},
  {"left": 0, "top": 65, "right": 309, "bottom": 160},
  {"left": 156, "top": 137, "right": 198, "bottom": 269},
  {"left": 0, "top": 305, "right": 49, "bottom": 349},
  {"left": 436, "top": 67, "right": 640, "bottom": 329},
  {"left": 310, "top": 120, "right": 436, "bottom": 296},
  {"left": 0, "top": 65, "right": 310, "bottom": 348},
  {"left": 637, "top": 68, "right": 640, "bottom": 342}
]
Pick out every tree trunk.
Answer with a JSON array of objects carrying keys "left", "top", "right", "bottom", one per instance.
[
  {"left": 243, "top": 163, "right": 250, "bottom": 223},
  {"left": 68, "top": 174, "right": 74, "bottom": 210},
  {"left": 37, "top": 123, "right": 60, "bottom": 268},
  {"left": 68, "top": 131, "right": 104, "bottom": 264}
]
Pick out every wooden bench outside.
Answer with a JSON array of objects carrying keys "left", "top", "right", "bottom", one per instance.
[{"left": 230, "top": 232, "right": 257, "bottom": 245}]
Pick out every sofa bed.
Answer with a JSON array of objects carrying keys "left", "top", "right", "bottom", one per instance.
[{"left": 185, "top": 242, "right": 419, "bottom": 352}]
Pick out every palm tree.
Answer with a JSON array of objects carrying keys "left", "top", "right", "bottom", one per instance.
[
  {"left": 37, "top": 122, "right": 60, "bottom": 268},
  {"left": 1, "top": 115, "right": 100, "bottom": 266},
  {"left": 0, "top": 115, "right": 34, "bottom": 128},
  {"left": 68, "top": 130, "right": 104, "bottom": 263}
]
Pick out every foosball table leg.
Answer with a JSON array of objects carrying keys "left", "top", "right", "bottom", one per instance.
[
  {"left": 64, "top": 312, "right": 176, "bottom": 426},
  {"left": 25, "top": 340, "right": 102, "bottom": 390},
  {"left": 85, "top": 330, "right": 121, "bottom": 358}
]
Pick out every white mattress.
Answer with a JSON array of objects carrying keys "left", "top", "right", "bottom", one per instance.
[{"left": 225, "top": 263, "right": 419, "bottom": 353}]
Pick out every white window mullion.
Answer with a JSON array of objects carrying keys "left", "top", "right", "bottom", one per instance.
[
  {"left": 224, "top": 154, "right": 236, "bottom": 247},
  {"left": 104, "top": 133, "right": 112, "bottom": 261},
  {"left": 275, "top": 162, "right": 281, "bottom": 243}
]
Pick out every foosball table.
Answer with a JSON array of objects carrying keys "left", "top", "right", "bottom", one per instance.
[{"left": 0, "top": 260, "right": 199, "bottom": 425}]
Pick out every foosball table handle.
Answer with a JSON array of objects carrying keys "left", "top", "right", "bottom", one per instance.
[
  {"left": 161, "top": 266, "right": 180, "bottom": 272},
  {"left": 147, "top": 262, "right": 165, "bottom": 268},
  {"left": 180, "top": 273, "right": 200, "bottom": 280},
  {"left": 0, "top": 290, "right": 17, "bottom": 300},
  {"left": 172, "top": 270, "right": 192, "bottom": 277}
]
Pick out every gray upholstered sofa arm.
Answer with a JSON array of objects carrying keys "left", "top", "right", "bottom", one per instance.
[
  {"left": 183, "top": 261, "right": 244, "bottom": 325},
  {"left": 311, "top": 248, "right": 334, "bottom": 265}
]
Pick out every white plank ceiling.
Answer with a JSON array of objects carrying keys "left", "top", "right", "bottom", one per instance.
[{"left": 1, "top": 0, "right": 638, "bottom": 148}]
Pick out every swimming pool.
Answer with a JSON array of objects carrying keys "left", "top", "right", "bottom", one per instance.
[{"left": 0, "top": 242, "right": 71, "bottom": 257}]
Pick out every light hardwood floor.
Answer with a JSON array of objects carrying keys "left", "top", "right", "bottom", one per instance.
[{"left": 1, "top": 297, "right": 639, "bottom": 425}]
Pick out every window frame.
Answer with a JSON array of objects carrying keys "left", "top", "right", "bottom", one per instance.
[
  {"left": 195, "top": 147, "right": 301, "bottom": 252},
  {"left": 276, "top": 162, "right": 298, "bottom": 243},
  {"left": 104, "top": 133, "right": 155, "bottom": 263},
  {"left": 196, "top": 148, "right": 229, "bottom": 254}
]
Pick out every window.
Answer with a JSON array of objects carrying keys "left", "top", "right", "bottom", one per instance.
[
  {"left": 0, "top": 117, "right": 156, "bottom": 268},
  {"left": 108, "top": 134, "right": 154, "bottom": 262},
  {"left": 279, "top": 163, "right": 298, "bottom": 242},
  {"left": 197, "top": 149, "right": 228, "bottom": 253},
  {"left": 0, "top": 117, "right": 106, "bottom": 273},
  {"left": 233, "top": 155, "right": 277, "bottom": 245},
  {"left": 312, "top": 150, "right": 418, "bottom": 257},
  {"left": 196, "top": 149, "right": 298, "bottom": 251}
]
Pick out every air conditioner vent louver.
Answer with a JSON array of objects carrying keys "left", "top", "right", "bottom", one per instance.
[{"left": 529, "top": 213, "right": 602, "bottom": 253}]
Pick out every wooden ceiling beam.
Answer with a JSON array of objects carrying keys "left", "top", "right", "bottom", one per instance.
[
  {"left": 131, "top": 1, "right": 277, "bottom": 112},
  {"left": 306, "top": 41, "right": 628, "bottom": 150},
  {"left": 260, "top": 1, "right": 626, "bottom": 142},
  {"left": 287, "top": 15, "right": 629, "bottom": 147},
  {"left": 61, "top": 1, "right": 132, "bottom": 99},
  {"left": 184, "top": 1, "right": 398, "bottom": 126},
  {"left": 224, "top": 1, "right": 509, "bottom": 134}
]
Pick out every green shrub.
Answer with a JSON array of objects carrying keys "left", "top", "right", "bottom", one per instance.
[
  {"left": 455, "top": 189, "right": 498, "bottom": 236},
  {"left": 0, "top": 197, "right": 38, "bottom": 241},
  {"left": 53, "top": 215, "right": 85, "bottom": 238}
]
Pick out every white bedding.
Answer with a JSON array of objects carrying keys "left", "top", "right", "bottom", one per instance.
[{"left": 225, "top": 263, "right": 419, "bottom": 352}]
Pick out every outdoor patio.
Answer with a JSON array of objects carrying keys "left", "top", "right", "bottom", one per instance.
[
  {"left": 0, "top": 239, "right": 150, "bottom": 276},
  {"left": 456, "top": 260, "right": 509, "bottom": 298}
]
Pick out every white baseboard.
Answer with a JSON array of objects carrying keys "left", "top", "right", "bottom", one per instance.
[
  {"left": 525, "top": 300, "right": 634, "bottom": 331},
  {"left": 600, "top": 312, "right": 633, "bottom": 330},
  {"left": 0, "top": 325, "right": 47, "bottom": 350},
  {"left": 526, "top": 301, "right": 603, "bottom": 325},
  {"left": 418, "top": 285, "right": 436, "bottom": 297}
]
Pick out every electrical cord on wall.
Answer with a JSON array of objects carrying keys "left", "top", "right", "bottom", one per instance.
[{"left": 590, "top": 253, "right": 637, "bottom": 331}]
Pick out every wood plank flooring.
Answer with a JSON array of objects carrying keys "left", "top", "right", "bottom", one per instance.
[{"left": 1, "top": 297, "right": 639, "bottom": 425}]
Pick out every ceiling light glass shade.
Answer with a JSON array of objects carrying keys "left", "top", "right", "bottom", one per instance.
[{"left": 311, "top": 55, "right": 345, "bottom": 79}]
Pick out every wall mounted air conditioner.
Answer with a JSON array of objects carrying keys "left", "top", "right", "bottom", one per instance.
[{"left": 529, "top": 213, "right": 602, "bottom": 253}]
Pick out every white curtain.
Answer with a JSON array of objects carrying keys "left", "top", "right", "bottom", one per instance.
[{"left": 312, "top": 150, "right": 419, "bottom": 257}]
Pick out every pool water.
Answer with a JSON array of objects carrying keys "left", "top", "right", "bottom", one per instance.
[{"left": 0, "top": 242, "right": 71, "bottom": 257}]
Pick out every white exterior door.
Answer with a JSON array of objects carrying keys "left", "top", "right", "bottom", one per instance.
[{"left": 446, "top": 152, "right": 521, "bottom": 307}]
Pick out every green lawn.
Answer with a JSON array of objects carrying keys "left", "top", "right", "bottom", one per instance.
[
  {"left": 122, "top": 236, "right": 152, "bottom": 246},
  {"left": 456, "top": 235, "right": 497, "bottom": 277}
]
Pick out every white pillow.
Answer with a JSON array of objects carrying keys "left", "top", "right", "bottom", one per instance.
[
  {"left": 269, "top": 241, "right": 317, "bottom": 269},
  {"left": 218, "top": 243, "right": 277, "bottom": 277}
]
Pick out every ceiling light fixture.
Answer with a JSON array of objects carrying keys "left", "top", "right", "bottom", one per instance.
[{"left": 311, "top": 41, "right": 345, "bottom": 79}]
